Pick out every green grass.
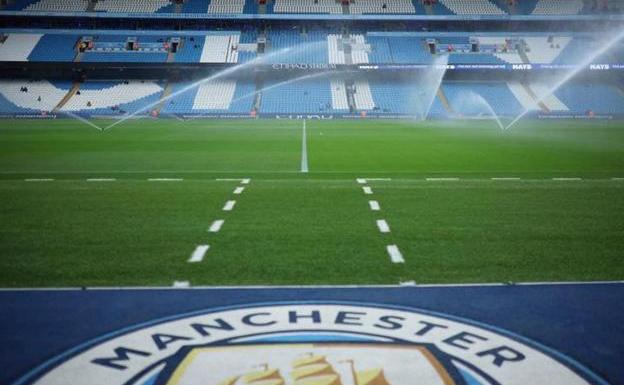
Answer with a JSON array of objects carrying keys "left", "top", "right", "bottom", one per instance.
[{"left": 0, "top": 118, "right": 623, "bottom": 287}]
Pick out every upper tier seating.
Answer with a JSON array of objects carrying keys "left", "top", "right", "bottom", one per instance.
[
  {"left": 349, "top": 0, "right": 416, "bottom": 14},
  {"left": 93, "top": 0, "right": 173, "bottom": 13},
  {"left": 267, "top": 30, "right": 328, "bottom": 64},
  {"left": 61, "top": 81, "right": 163, "bottom": 114},
  {"left": 200, "top": 35, "right": 240, "bottom": 63},
  {"left": 0, "top": 80, "right": 70, "bottom": 113},
  {"left": 438, "top": 0, "right": 506, "bottom": 14},
  {"left": 27, "top": 34, "right": 77, "bottom": 61},
  {"left": 273, "top": 0, "right": 343, "bottom": 14},
  {"left": 532, "top": 0, "right": 584, "bottom": 14},
  {"left": 24, "top": 0, "right": 88, "bottom": 11},
  {"left": 0, "top": 34, "right": 42, "bottom": 61},
  {"left": 207, "top": 0, "right": 245, "bottom": 14}
]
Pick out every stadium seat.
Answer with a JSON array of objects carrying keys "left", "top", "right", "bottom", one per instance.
[
  {"left": 438, "top": 0, "right": 506, "bottom": 14},
  {"left": 0, "top": 34, "right": 43, "bottom": 61},
  {"left": 61, "top": 81, "right": 163, "bottom": 115}
]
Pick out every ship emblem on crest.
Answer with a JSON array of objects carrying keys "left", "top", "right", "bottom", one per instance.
[{"left": 157, "top": 343, "right": 464, "bottom": 385}]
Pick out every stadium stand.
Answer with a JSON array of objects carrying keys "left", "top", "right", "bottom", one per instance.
[
  {"left": 531, "top": 0, "right": 584, "bottom": 14},
  {"left": 353, "top": 80, "right": 376, "bottom": 110},
  {"left": 60, "top": 81, "right": 163, "bottom": 115},
  {"left": 260, "top": 80, "right": 335, "bottom": 114},
  {"left": 438, "top": 0, "right": 506, "bottom": 15},
  {"left": 24, "top": 0, "right": 89, "bottom": 12},
  {"left": 0, "top": 80, "right": 70, "bottom": 113},
  {"left": 200, "top": 35, "right": 240, "bottom": 63},
  {"left": 93, "top": 0, "right": 173, "bottom": 13},
  {"left": 555, "top": 83, "right": 624, "bottom": 114},
  {"left": 349, "top": 0, "right": 416, "bottom": 14},
  {"left": 207, "top": 0, "right": 246, "bottom": 14},
  {"left": 27, "top": 34, "right": 77, "bottom": 62},
  {"left": 160, "top": 80, "right": 255, "bottom": 114},
  {"left": 273, "top": 0, "right": 343, "bottom": 14},
  {"left": 330, "top": 80, "right": 350, "bottom": 110},
  {"left": 0, "top": 34, "right": 42, "bottom": 61}
]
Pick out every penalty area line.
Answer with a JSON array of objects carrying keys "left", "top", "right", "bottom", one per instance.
[
  {"left": 300, "top": 120, "right": 309, "bottom": 173},
  {"left": 148, "top": 178, "right": 183, "bottom": 182},
  {"left": 188, "top": 245, "right": 209, "bottom": 263},
  {"left": 208, "top": 220, "right": 225, "bottom": 233},
  {"left": 25, "top": 178, "right": 54, "bottom": 182},
  {"left": 387, "top": 245, "right": 405, "bottom": 264}
]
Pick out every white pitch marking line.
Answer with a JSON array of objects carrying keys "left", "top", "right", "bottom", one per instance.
[
  {"left": 363, "top": 186, "right": 373, "bottom": 195},
  {"left": 399, "top": 280, "right": 417, "bottom": 286},
  {"left": 209, "top": 220, "right": 225, "bottom": 233},
  {"left": 426, "top": 177, "right": 460, "bottom": 181},
  {"left": 148, "top": 178, "right": 183, "bottom": 182},
  {"left": 87, "top": 178, "right": 116, "bottom": 182},
  {"left": 241, "top": 178, "right": 251, "bottom": 185},
  {"left": 216, "top": 178, "right": 242, "bottom": 181},
  {"left": 188, "top": 245, "right": 210, "bottom": 263},
  {"left": 552, "top": 177, "right": 582, "bottom": 181},
  {"left": 367, "top": 178, "right": 392, "bottom": 181},
  {"left": 234, "top": 187, "right": 245, "bottom": 195},
  {"left": 357, "top": 178, "right": 367, "bottom": 184},
  {"left": 300, "top": 120, "right": 309, "bottom": 173},
  {"left": 387, "top": 245, "right": 405, "bottom": 263},
  {"left": 172, "top": 281, "right": 190, "bottom": 288},
  {"left": 611, "top": 178, "right": 624, "bottom": 181},
  {"left": 369, "top": 200, "right": 381, "bottom": 211},
  {"left": 376, "top": 219, "right": 391, "bottom": 233},
  {"left": 223, "top": 200, "right": 236, "bottom": 211},
  {"left": 491, "top": 177, "right": 521, "bottom": 181},
  {"left": 25, "top": 178, "right": 54, "bottom": 182}
]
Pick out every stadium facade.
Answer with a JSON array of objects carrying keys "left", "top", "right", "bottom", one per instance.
[{"left": 0, "top": 0, "right": 623, "bottom": 120}]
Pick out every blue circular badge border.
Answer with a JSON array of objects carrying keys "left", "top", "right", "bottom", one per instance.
[{"left": 11, "top": 300, "right": 611, "bottom": 385}]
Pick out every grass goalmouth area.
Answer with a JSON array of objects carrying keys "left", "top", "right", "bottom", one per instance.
[{"left": 0, "top": 118, "right": 623, "bottom": 287}]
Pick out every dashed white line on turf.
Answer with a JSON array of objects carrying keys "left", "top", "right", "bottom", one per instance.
[
  {"left": 363, "top": 186, "right": 373, "bottom": 195},
  {"left": 172, "top": 281, "right": 190, "bottom": 288},
  {"left": 491, "top": 177, "right": 521, "bottom": 181},
  {"left": 241, "top": 178, "right": 251, "bottom": 185},
  {"left": 552, "top": 177, "right": 582, "bottom": 181},
  {"left": 613, "top": 178, "right": 624, "bottom": 181},
  {"left": 234, "top": 187, "right": 245, "bottom": 195},
  {"left": 25, "top": 178, "right": 54, "bottom": 182},
  {"left": 426, "top": 177, "right": 459, "bottom": 181},
  {"left": 223, "top": 200, "right": 236, "bottom": 211},
  {"left": 376, "top": 219, "right": 391, "bottom": 233},
  {"left": 387, "top": 245, "right": 405, "bottom": 263},
  {"left": 148, "top": 178, "right": 183, "bottom": 182},
  {"left": 87, "top": 178, "right": 116, "bottom": 182},
  {"left": 188, "top": 245, "right": 210, "bottom": 263},
  {"left": 357, "top": 178, "right": 367, "bottom": 184},
  {"left": 209, "top": 220, "right": 225, "bottom": 233},
  {"left": 369, "top": 200, "right": 380, "bottom": 211}
]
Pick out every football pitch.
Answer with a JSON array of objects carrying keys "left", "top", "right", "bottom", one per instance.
[{"left": 0, "top": 118, "right": 623, "bottom": 287}]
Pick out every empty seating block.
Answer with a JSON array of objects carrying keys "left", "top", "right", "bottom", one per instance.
[
  {"left": 330, "top": 80, "right": 349, "bottom": 110},
  {"left": 25, "top": 0, "right": 88, "bottom": 11},
  {"left": 532, "top": 0, "right": 583, "bottom": 14},
  {"left": 0, "top": 34, "right": 43, "bottom": 61},
  {"left": 207, "top": 0, "right": 245, "bottom": 14},
  {"left": 193, "top": 81, "right": 237, "bottom": 110},
  {"left": 353, "top": 80, "right": 375, "bottom": 110},
  {"left": 93, "top": 0, "right": 173, "bottom": 13},
  {"left": 200, "top": 35, "right": 240, "bottom": 63},
  {"left": 444, "top": 82, "right": 524, "bottom": 116},
  {"left": 261, "top": 80, "right": 334, "bottom": 114},
  {"left": 267, "top": 30, "right": 328, "bottom": 64},
  {"left": 28, "top": 34, "right": 78, "bottom": 62},
  {"left": 273, "top": 0, "right": 343, "bottom": 14},
  {"left": 61, "top": 81, "right": 163, "bottom": 114},
  {"left": 555, "top": 84, "right": 624, "bottom": 114},
  {"left": 438, "top": 0, "right": 506, "bottom": 15},
  {"left": 0, "top": 80, "right": 70, "bottom": 113},
  {"left": 350, "top": 0, "right": 416, "bottom": 14}
]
